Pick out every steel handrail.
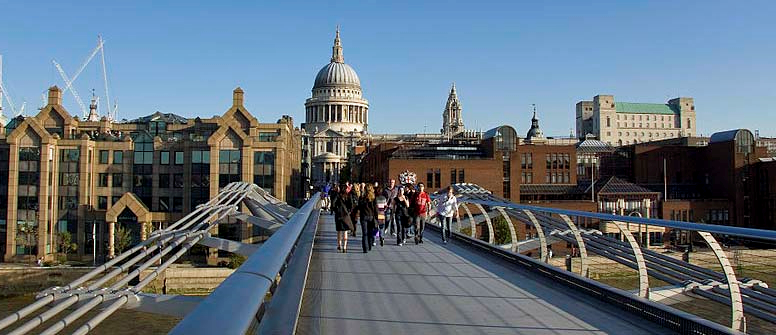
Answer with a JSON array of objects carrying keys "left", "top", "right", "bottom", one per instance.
[{"left": 169, "top": 192, "right": 321, "bottom": 335}]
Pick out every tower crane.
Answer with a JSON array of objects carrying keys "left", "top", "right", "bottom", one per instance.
[
  {"left": 0, "top": 54, "right": 27, "bottom": 117},
  {"left": 52, "top": 35, "right": 117, "bottom": 120}
]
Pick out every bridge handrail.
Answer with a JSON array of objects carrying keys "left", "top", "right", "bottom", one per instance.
[
  {"left": 427, "top": 223, "right": 743, "bottom": 335},
  {"left": 169, "top": 193, "right": 321, "bottom": 335},
  {"left": 457, "top": 197, "right": 776, "bottom": 242}
]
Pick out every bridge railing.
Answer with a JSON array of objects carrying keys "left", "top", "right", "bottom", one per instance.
[
  {"left": 169, "top": 192, "right": 321, "bottom": 335},
  {"left": 429, "top": 183, "right": 776, "bottom": 334}
]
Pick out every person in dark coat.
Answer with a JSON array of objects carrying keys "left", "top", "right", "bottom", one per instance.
[
  {"left": 393, "top": 186, "right": 411, "bottom": 246},
  {"left": 333, "top": 185, "right": 354, "bottom": 252},
  {"left": 358, "top": 184, "right": 379, "bottom": 253}
]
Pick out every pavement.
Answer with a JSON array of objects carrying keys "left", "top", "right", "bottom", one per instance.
[{"left": 297, "top": 214, "right": 673, "bottom": 335}]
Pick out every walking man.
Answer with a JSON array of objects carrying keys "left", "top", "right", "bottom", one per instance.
[{"left": 410, "top": 183, "right": 432, "bottom": 244}]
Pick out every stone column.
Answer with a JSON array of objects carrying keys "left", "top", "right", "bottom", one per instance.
[
  {"left": 644, "top": 199, "right": 651, "bottom": 248},
  {"left": 108, "top": 221, "right": 116, "bottom": 258}
]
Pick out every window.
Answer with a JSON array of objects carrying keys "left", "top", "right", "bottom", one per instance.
[
  {"left": 113, "top": 151, "right": 123, "bottom": 164},
  {"left": 98, "top": 173, "right": 109, "bottom": 187},
  {"left": 160, "top": 151, "right": 170, "bottom": 165},
  {"left": 526, "top": 153, "right": 532, "bottom": 169},
  {"left": 253, "top": 151, "right": 275, "bottom": 194},
  {"left": 60, "top": 173, "right": 79, "bottom": 186},
  {"left": 99, "top": 150, "right": 109, "bottom": 164},
  {"left": 434, "top": 169, "right": 441, "bottom": 188},
  {"left": 98, "top": 196, "right": 108, "bottom": 210},
  {"left": 219, "top": 150, "right": 241, "bottom": 187},
  {"left": 451, "top": 169, "right": 457, "bottom": 184},
  {"left": 687, "top": 118, "right": 691, "bottom": 129},
  {"left": 258, "top": 132, "right": 278, "bottom": 142},
  {"left": 174, "top": 173, "right": 184, "bottom": 188},
  {"left": 427, "top": 170, "right": 434, "bottom": 188},
  {"left": 173, "top": 197, "right": 183, "bottom": 212},
  {"left": 606, "top": 117, "right": 611, "bottom": 127},
  {"left": 459, "top": 169, "right": 465, "bottom": 183},
  {"left": 159, "top": 174, "right": 171, "bottom": 188},
  {"left": 191, "top": 150, "right": 210, "bottom": 164},
  {"left": 112, "top": 173, "right": 123, "bottom": 187},
  {"left": 526, "top": 172, "right": 532, "bottom": 183},
  {"left": 175, "top": 151, "right": 184, "bottom": 165}
]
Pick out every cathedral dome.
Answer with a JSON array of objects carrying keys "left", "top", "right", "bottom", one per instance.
[{"left": 314, "top": 62, "right": 361, "bottom": 89}]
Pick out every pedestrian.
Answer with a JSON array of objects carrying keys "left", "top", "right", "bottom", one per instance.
[
  {"left": 405, "top": 184, "right": 416, "bottom": 237},
  {"left": 349, "top": 182, "right": 360, "bottom": 236},
  {"left": 376, "top": 186, "right": 387, "bottom": 247},
  {"left": 322, "top": 183, "right": 331, "bottom": 212},
  {"left": 410, "top": 183, "right": 432, "bottom": 244},
  {"left": 383, "top": 179, "right": 399, "bottom": 236},
  {"left": 332, "top": 184, "right": 354, "bottom": 252},
  {"left": 393, "top": 187, "right": 411, "bottom": 246},
  {"left": 358, "top": 184, "right": 378, "bottom": 253},
  {"left": 436, "top": 186, "right": 460, "bottom": 243}
]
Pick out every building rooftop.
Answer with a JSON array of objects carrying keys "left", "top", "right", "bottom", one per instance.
[{"left": 615, "top": 102, "right": 679, "bottom": 115}]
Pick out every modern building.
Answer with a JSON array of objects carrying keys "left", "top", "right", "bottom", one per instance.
[
  {"left": 1, "top": 86, "right": 302, "bottom": 262},
  {"left": 302, "top": 27, "right": 369, "bottom": 186},
  {"left": 576, "top": 95, "right": 697, "bottom": 146}
]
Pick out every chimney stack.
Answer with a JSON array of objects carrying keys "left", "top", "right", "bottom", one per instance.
[
  {"left": 48, "top": 86, "right": 63, "bottom": 106},
  {"left": 233, "top": 87, "right": 244, "bottom": 106}
]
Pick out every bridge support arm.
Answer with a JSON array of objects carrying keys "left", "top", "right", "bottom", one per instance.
[
  {"left": 697, "top": 231, "right": 746, "bottom": 332},
  {"left": 523, "top": 210, "right": 548, "bottom": 263},
  {"left": 495, "top": 207, "right": 518, "bottom": 252},
  {"left": 459, "top": 203, "right": 477, "bottom": 239},
  {"left": 472, "top": 203, "right": 495, "bottom": 244},
  {"left": 559, "top": 214, "right": 589, "bottom": 277},
  {"left": 611, "top": 221, "right": 649, "bottom": 299}
]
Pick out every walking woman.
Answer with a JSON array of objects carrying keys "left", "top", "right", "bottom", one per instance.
[
  {"left": 349, "top": 183, "right": 361, "bottom": 236},
  {"left": 333, "top": 184, "right": 354, "bottom": 252},
  {"left": 436, "top": 186, "right": 460, "bottom": 243},
  {"left": 358, "top": 184, "right": 378, "bottom": 253},
  {"left": 393, "top": 187, "right": 411, "bottom": 246}
]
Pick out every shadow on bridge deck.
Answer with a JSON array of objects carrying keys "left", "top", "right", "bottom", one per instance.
[{"left": 298, "top": 215, "right": 673, "bottom": 335}]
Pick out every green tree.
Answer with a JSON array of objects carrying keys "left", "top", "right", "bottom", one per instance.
[
  {"left": 57, "top": 231, "right": 78, "bottom": 255},
  {"left": 114, "top": 224, "right": 132, "bottom": 254},
  {"left": 492, "top": 216, "right": 512, "bottom": 245}
]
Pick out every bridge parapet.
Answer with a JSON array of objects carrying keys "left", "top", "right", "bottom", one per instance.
[{"left": 429, "top": 183, "right": 776, "bottom": 334}]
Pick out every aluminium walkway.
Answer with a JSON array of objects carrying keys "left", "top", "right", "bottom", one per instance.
[{"left": 297, "top": 215, "right": 673, "bottom": 335}]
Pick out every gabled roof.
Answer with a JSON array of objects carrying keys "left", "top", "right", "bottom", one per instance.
[
  {"left": 615, "top": 102, "right": 678, "bottom": 115},
  {"left": 129, "top": 111, "right": 188, "bottom": 124},
  {"left": 596, "top": 176, "right": 658, "bottom": 195},
  {"left": 576, "top": 138, "right": 615, "bottom": 154}
]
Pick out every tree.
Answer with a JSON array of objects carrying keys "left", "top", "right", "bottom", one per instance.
[
  {"left": 114, "top": 224, "right": 132, "bottom": 254},
  {"left": 57, "top": 231, "right": 77, "bottom": 255},
  {"left": 492, "top": 216, "right": 512, "bottom": 245}
]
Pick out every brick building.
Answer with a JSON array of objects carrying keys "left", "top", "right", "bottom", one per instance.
[
  {"left": 0, "top": 86, "right": 302, "bottom": 262},
  {"left": 612, "top": 129, "right": 774, "bottom": 230}
]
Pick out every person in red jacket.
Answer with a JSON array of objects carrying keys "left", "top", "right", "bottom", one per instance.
[{"left": 410, "top": 183, "right": 432, "bottom": 244}]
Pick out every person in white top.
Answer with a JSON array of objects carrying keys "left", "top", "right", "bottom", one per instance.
[{"left": 436, "top": 186, "right": 460, "bottom": 243}]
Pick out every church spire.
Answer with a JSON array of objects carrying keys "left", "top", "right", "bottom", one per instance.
[{"left": 331, "top": 25, "right": 344, "bottom": 63}]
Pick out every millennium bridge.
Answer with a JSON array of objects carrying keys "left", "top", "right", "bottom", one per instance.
[{"left": 3, "top": 182, "right": 776, "bottom": 334}]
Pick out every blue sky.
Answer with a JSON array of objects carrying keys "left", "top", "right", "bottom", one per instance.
[{"left": 1, "top": 0, "right": 774, "bottom": 136}]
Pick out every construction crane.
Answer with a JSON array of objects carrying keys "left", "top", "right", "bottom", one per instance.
[
  {"left": 0, "top": 54, "right": 27, "bottom": 117},
  {"left": 52, "top": 35, "right": 117, "bottom": 120}
]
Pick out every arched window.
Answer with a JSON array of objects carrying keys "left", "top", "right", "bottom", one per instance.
[
  {"left": 606, "top": 116, "right": 611, "bottom": 127},
  {"left": 687, "top": 118, "right": 691, "bottom": 129}
]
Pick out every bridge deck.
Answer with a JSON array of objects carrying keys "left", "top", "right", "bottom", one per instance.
[{"left": 298, "top": 214, "right": 672, "bottom": 334}]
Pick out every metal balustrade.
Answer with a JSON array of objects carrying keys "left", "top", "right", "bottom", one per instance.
[
  {"left": 428, "top": 183, "right": 776, "bottom": 334},
  {"left": 0, "top": 183, "right": 314, "bottom": 335}
]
